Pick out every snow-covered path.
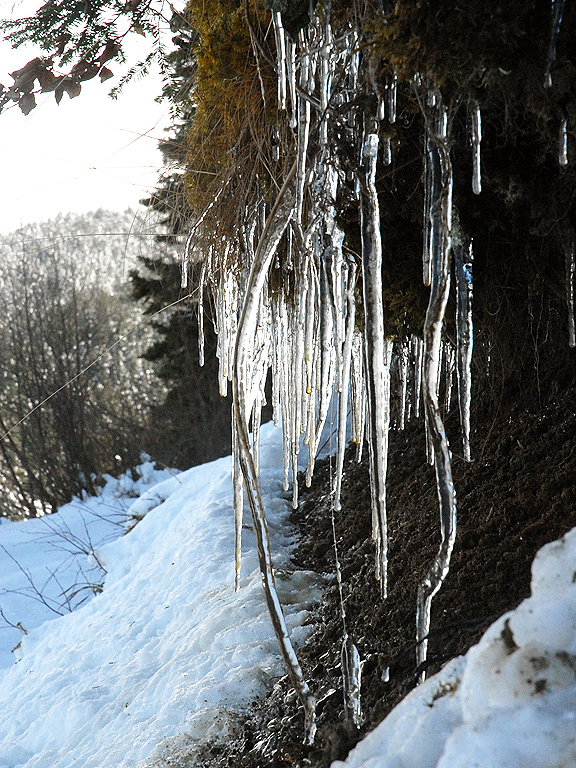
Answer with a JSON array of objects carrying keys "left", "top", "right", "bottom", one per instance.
[{"left": 0, "top": 423, "right": 320, "bottom": 768}]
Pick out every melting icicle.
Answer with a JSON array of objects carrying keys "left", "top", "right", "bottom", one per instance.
[
  {"left": 544, "top": 0, "right": 566, "bottom": 88},
  {"left": 382, "top": 136, "right": 392, "bottom": 166},
  {"left": 564, "top": 232, "right": 576, "bottom": 347},
  {"left": 334, "top": 260, "right": 357, "bottom": 511},
  {"left": 272, "top": 9, "right": 287, "bottom": 110},
  {"left": 286, "top": 35, "right": 297, "bottom": 129},
  {"left": 416, "top": 101, "right": 457, "bottom": 683},
  {"left": 359, "top": 129, "right": 391, "bottom": 596},
  {"left": 397, "top": 342, "right": 409, "bottom": 430},
  {"left": 342, "top": 635, "right": 362, "bottom": 727},
  {"left": 559, "top": 116, "right": 569, "bottom": 166},
  {"left": 198, "top": 263, "right": 206, "bottom": 367},
  {"left": 387, "top": 72, "right": 397, "bottom": 124},
  {"left": 455, "top": 242, "right": 474, "bottom": 461},
  {"left": 470, "top": 100, "right": 482, "bottom": 194},
  {"left": 319, "top": 3, "right": 333, "bottom": 146}
]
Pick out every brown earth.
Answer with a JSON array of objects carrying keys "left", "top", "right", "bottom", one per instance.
[{"left": 186, "top": 380, "right": 576, "bottom": 768}]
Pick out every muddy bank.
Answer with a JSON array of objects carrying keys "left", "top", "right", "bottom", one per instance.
[{"left": 188, "top": 382, "right": 576, "bottom": 768}]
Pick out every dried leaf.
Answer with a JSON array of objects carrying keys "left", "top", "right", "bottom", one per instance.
[
  {"left": 97, "top": 41, "right": 121, "bottom": 66},
  {"left": 71, "top": 59, "right": 100, "bottom": 82},
  {"left": 99, "top": 67, "right": 114, "bottom": 83},
  {"left": 18, "top": 92, "right": 36, "bottom": 115},
  {"left": 55, "top": 78, "right": 81, "bottom": 103},
  {"left": 38, "top": 69, "right": 60, "bottom": 92},
  {"left": 133, "top": 24, "right": 146, "bottom": 36},
  {"left": 10, "top": 58, "right": 43, "bottom": 93}
]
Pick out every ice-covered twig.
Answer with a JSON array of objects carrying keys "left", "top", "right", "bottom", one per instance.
[
  {"left": 232, "top": 161, "right": 316, "bottom": 744},
  {"left": 358, "top": 129, "right": 390, "bottom": 597},
  {"left": 416, "top": 115, "right": 457, "bottom": 682}
]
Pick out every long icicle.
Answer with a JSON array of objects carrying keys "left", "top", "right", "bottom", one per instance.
[
  {"left": 359, "top": 125, "right": 390, "bottom": 597},
  {"left": 232, "top": 161, "right": 316, "bottom": 744},
  {"left": 454, "top": 240, "right": 474, "bottom": 461},
  {"left": 416, "top": 106, "right": 457, "bottom": 682}
]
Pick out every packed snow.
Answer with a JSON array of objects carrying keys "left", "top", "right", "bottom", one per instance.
[{"left": 1, "top": 420, "right": 575, "bottom": 768}]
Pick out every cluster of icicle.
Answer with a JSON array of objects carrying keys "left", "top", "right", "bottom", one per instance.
[
  {"left": 190, "top": 0, "right": 570, "bottom": 744},
  {"left": 192, "top": 5, "right": 476, "bottom": 744}
]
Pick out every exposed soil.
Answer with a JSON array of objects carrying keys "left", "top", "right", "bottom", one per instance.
[{"left": 187, "top": 380, "right": 576, "bottom": 768}]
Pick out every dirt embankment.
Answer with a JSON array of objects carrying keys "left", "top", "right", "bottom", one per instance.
[{"left": 189, "top": 382, "right": 576, "bottom": 768}]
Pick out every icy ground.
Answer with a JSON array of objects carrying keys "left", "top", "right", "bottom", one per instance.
[{"left": 1, "top": 421, "right": 575, "bottom": 767}]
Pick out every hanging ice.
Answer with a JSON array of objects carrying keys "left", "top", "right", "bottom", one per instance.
[
  {"left": 416, "top": 102, "right": 457, "bottom": 682},
  {"left": 455, "top": 241, "right": 474, "bottom": 461},
  {"left": 272, "top": 9, "right": 287, "bottom": 110},
  {"left": 559, "top": 116, "right": 569, "bottom": 166},
  {"left": 359, "top": 129, "right": 391, "bottom": 596},
  {"left": 342, "top": 634, "right": 363, "bottom": 728},
  {"left": 544, "top": 0, "right": 567, "bottom": 88},
  {"left": 470, "top": 99, "right": 482, "bottom": 194}
]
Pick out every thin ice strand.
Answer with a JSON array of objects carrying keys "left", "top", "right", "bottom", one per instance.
[
  {"left": 359, "top": 129, "right": 390, "bottom": 596},
  {"left": 232, "top": 164, "right": 316, "bottom": 744},
  {"left": 455, "top": 241, "right": 474, "bottom": 461},
  {"left": 416, "top": 115, "right": 457, "bottom": 683}
]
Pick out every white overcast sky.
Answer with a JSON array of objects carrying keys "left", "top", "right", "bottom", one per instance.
[{"left": 0, "top": 4, "right": 174, "bottom": 233}]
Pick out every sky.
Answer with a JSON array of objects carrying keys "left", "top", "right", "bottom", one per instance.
[
  {"left": 0, "top": 6, "right": 173, "bottom": 234},
  {"left": 0, "top": 421, "right": 575, "bottom": 767}
]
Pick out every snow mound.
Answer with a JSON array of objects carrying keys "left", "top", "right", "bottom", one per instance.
[{"left": 333, "top": 526, "right": 576, "bottom": 768}]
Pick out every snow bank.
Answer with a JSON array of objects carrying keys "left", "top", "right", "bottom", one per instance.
[
  {"left": 0, "top": 423, "right": 322, "bottom": 768},
  {"left": 332, "top": 526, "right": 576, "bottom": 768}
]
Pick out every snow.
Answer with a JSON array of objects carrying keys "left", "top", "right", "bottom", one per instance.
[
  {"left": 1, "top": 420, "right": 575, "bottom": 768},
  {"left": 0, "top": 423, "right": 322, "bottom": 768},
  {"left": 333, "top": 526, "right": 576, "bottom": 768}
]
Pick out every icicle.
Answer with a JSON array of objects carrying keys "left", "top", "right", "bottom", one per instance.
[
  {"left": 319, "top": 3, "right": 333, "bottom": 146},
  {"left": 397, "top": 342, "right": 409, "bottom": 430},
  {"left": 559, "top": 116, "right": 569, "bottom": 166},
  {"left": 470, "top": 99, "right": 482, "bottom": 194},
  {"left": 286, "top": 35, "right": 297, "bottom": 129},
  {"left": 387, "top": 72, "right": 397, "bottom": 124},
  {"left": 564, "top": 232, "right": 576, "bottom": 347},
  {"left": 334, "top": 260, "right": 357, "bottom": 511},
  {"left": 544, "top": 0, "right": 566, "bottom": 88},
  {"left": 377, "top": 96, "right": 386, "bottom": 122},
  {"left": 198, "top": 263, "right": 206, "bottom": 367},
  {"left": 443, "top": 342, "right": 456, "bottom": 413},
  {"left": 272, "top": 10, "right": 288, "bottom": 110},
  {"left": 382, "top": 136, "right": 392, "bottom": 166},
  {"left": 412, "top": 335, "right": 424, "bottom": 420},
  {"left": 455, "top": 241, "right": 474, "bottom": 461},
  {"left": 416, "top": 103, "right": 457, "bottom": 683},
  {"left": 359, "top": 128, "right": 390, "bottom": 597},
  {"left": 342, "top": 635, "right": 362, "bottom": 727},
  {"left": 296, "top": 31, "right": 312, "bottom": 225},
  {"left": 350, "top": 330, "right": 364, "bottom": 447}
]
